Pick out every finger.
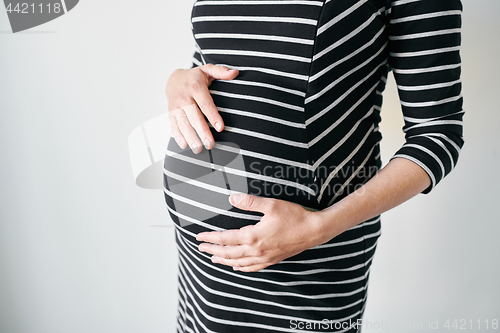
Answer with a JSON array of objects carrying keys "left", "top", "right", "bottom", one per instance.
[
  {"left": 196, "top": 229, "right": 245, "bottom": 245},
  {"left": 210, "top": 255, "right": 264, "bottom": 269},
  {"left": 190, "top": 83, "right": 224, "bottom": 134},
  {"left": 174, "top": 105, "right": 204, "bottom": 154},
  {"left": 183, "top": 104, "right": 215, "bottom": 150},
  {"left": 233, "top": 263, "right": 269, "bottom": 273},
  {"left": 199, "top": 64, "right": 239, "bottom": 81},
  {"left": 228, "top": 193, "right": 274, "bottom": 214},
  {"left": 198, "top": 243, "right": 250, "bottom": 259},
  {"left": 168, "top": 107, "right": 188, "bottom": 149}
]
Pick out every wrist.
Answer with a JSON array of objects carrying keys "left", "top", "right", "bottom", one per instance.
[{"left": 307, "top": 208, "right": 342, "bottom": 247}]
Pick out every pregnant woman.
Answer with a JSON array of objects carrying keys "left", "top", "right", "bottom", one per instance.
[{"left": 163, "top": 0, "right": 464, "bottom": 332}]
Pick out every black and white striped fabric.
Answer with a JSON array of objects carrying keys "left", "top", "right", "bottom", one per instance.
[{"left": 163, "top": 0, "right": 464, "bottom": 332}]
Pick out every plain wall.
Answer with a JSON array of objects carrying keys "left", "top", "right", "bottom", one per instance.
[{"left": 0, "top": 1, "right": 498, "bottom": 332}]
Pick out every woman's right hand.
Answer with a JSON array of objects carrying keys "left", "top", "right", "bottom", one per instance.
[{"left": 165, "top": 64, "right": 239, "bottom": 154}]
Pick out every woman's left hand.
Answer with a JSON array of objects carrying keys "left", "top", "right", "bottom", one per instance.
[{"left": 196, "top": 193, "right": 329, "bottom": 272}]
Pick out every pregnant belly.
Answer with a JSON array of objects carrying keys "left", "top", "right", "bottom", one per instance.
[{"left": 162, "top": 123, "right": 322, "bottom": 241}]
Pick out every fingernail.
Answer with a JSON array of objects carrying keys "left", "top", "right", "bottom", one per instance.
[
  {"left": 198, "top": 244, "right": 205, "bottom": 252},
  {"left": 214, "top": 122, "right": 222, "bottom": 131},
  {"left": 191, "top": 142, "right": 200, "bottom": 153},
  {"left": 233, "top": 266, "right": 239, "bottom": 271},
  {"left": 229, "top": 194, "right": 242, "bottom": 205},
  {"left": 204, "top": 138, "right": 211, "bottom": 150},
  {"left": 211, "top": 256, "right": 219, "bottom": 263}
]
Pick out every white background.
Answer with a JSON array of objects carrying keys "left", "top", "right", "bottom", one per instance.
[{"left": 1, "top": 1, "right": 499, "bottom": 332}]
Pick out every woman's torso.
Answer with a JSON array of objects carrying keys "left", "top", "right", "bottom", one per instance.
[{"left": 164, "top": 0, "right": 389, "bottom": 236}]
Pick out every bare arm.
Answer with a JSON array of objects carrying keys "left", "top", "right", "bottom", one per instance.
[
  {"left": 196, "top": 157, "right": 431, "bottom": 272},
  {"left": 312, "top": 157, "right": 431, "bottom": 246}
]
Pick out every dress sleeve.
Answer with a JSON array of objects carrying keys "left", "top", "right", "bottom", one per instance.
[{"left": 386, "top": 0, "right": 465, "bottom": 193}]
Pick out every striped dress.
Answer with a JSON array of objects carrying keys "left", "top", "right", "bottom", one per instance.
[{"left": 163, "top": 0, "right": 464, "bottom": 332}]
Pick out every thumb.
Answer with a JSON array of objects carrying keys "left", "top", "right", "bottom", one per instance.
[
  {"left": 200, "top": 64, "right": 239, "bottom": 81},
  {"left": 229, "top": 193, "right": 266, "bottom": 213}
]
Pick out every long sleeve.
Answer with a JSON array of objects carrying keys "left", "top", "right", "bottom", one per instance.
[{"left": 387, "top": 0, "right": 464, "bottom": 193}]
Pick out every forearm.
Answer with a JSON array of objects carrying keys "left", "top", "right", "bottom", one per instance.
[
  {"left": 197, "top": 157, "right": 432, "bottom": 271},
  {"left": 313, "top": 157, "right": 431, "bottom": 244}
]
